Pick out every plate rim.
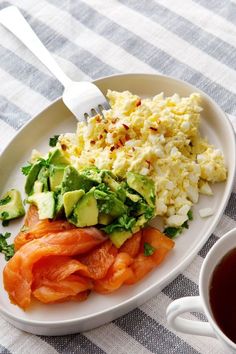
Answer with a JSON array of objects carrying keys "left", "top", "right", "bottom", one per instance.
[{"left": 0, "top": 72, "right": 235, "bottom": 327}]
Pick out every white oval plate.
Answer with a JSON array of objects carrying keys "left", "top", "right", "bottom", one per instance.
[{"left": 0, "top": 74, "right": 235, "bottom": 336}]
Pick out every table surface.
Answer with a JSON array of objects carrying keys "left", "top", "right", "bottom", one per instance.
[{"left": 0, "top": 1, "right": 235, "bottom": 353}]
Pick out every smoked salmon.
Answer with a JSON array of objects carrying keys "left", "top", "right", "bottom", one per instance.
[
  {"left": 4, "top": 212, "right": 174, "bottom": 309},
  {"left": 3, "top": 227, "right": 107, "bottom": 309},
  {"left": 14, "top": 206, "right": 75, "bottom": 250}
]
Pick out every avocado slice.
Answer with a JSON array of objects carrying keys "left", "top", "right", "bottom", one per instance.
[
  {"left": 98, "top": 213, "right": 114, "bottom": 225},
  {"left": 109, "top": 229, "right": 132, "bottom": 248},
  {"left": 54, "top": 193, "right": 64, "bottom": 218},
  {"left": 103, "top": 173, "right": 126, "bottom": 202},
  {"left": 79, "top": 166, "right": 103, "bottom": 184},
  {"left": 70, "top": 189, "right": 98, "bottom": 227},
  {"left": 94, "top": 189, "right": 127, "bottom": 218},
  {"left": 63, "top": 189, "right": 85, "bottom": 217},
  {"left": 126, "top": 172, "right": 155, "bottom": 207},
  {"left": 37, "top": 166, "right": 49, "bottom": 192},
  {"left": 61, "top": 166, "right": 93, "bottom": 194},
  {"left": 49, "top": 165, "right": 65, "bottom": 191},
  {"left": 33, "top": 180, "right": 43, "bottom": 194},
  {"left": 0, "top": 189, "right": 25, "bottom": 220},
  {"left": 28, "top": 192, "right": 55, "bottom": 219},
  {"left": 126, "top": 191, "right": 141, "bottom": 203},
  {"left": 25, "top": 160, "right": 42, "bottom": 195},
  {"left": 48, "top": 149, "right": 70, "bottom": 166}
]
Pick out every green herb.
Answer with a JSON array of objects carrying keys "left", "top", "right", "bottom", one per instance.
[
  {"left": 182, "top": 220, "right": 189, "bottom": 229},
  {"left": 144, "top": 242, "right": 156, "bottom": 256},
  {"left": 0, "top": 195, "right": 11, "bottom": 206},
  {"left": 0, "top": 232, "right": 14, "bottom": 261},
  {"left": 187, "top": 210, "right": 193, "bottom": 220},
  {"left": 102, "top": 214, "right": 136, "bottom": 234},
  {"left": 49, "top": 135, "right": 59, "bottom": 147},
  {"left": 1, "top": 211, "right": 9, "bottom": 220},
  {"left": 21, "top": 163, "right": 32, "bottom": 176},
  {"left": 164, "top": 226, "right": 182, "bottom": 238},
  {"left": 2, "top": 220, "right": 9, "bottom": 227}
]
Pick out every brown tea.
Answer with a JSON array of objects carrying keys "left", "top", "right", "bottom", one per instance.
[{"left": 209, "top": 248, "right": 236, "bottom": 343}]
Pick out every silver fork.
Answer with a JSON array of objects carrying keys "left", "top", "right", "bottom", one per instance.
[{"left": 0, "top": 6, "right": 110, "bottom": 121}]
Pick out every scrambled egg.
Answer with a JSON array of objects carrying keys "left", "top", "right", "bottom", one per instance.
[{"left": 59, "top": 90, "right": 227, "bottom": 227}]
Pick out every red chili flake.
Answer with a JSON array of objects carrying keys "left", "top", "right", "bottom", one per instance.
[
  {"left": 136, "top": 99, "right": 141, "bottom": 107},
  {"left": 150, "top": 127, "right": 158, "bottom": 132},
  {"left": 119, "top": 138, "right": 124, "bottom": 146},
  {"left": 61, "top": 144, "right": 67, "bottom": 151},
  {"left": 90, "top": 140, "right": 96, "bottom": 145},
  {"left": 99, "top": 134, "right": 103, "bottom": 140},
  {"left": 146, "top": 160, "right": 151, "bottom": 169},
  {"left": 112, "top": 118, "right": 118, "bottom": 124},
  {"left": 110, "top": 145, "right": 115, "bottom": 151},
  {"left": 125, "top": 134, "right": 130, "bottom": 141},
  {"left": 122, "top": 123, "right": 129, "bottom": 130},
  {"left": 95, "top": 115, "right": 101, "bottom": 122},
  {"left": 104, "top": 129, "right": 108, "bottom": 133},
  {"left": 132, "top": 147, "right": 135, "bottom": 152}
]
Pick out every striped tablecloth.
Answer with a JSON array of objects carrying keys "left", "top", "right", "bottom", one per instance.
[{"left": 0, "top": 1, "right": 235, "bottom": 353}]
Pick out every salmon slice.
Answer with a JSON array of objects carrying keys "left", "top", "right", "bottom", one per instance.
[
  {"left": 119, "top": 231, "right": 142, "bottom": 257},
  {"left": 94, "top": 253, "right": 134, "bottom": 294},
  {"left": 32, "top": 256, "right": 92, "bottom": 304},
  {"left": 3, "top": 227, "right": 106, "bottom": 309},
  {"left": 125, "top": 227, "right": 174, "bottom": 285},
  {"left": 78, "top": 240, "right": 118, "bottom": 280},
  {"left": 33, "top": 275, "right": 92, "bottom": 304},
  {"left": 14, "top": 207, "right": 75, "bottom": 250}
]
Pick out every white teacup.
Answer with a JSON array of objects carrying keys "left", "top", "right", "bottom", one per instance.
[{"left": 166, "top": 228, "right": 236, "bottom": 353}]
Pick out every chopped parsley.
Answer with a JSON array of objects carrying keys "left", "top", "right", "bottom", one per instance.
[
  {"left": 1, "top": 211, "right": 9, "bottom": 220},
  {"left": 187, "top": 210, "right": 193, "bottom": 220},
  {"left": 21, "top": 163, "right": 32, "bottom": 176},
  {"left": 164, "top": 226, "right": 182, "bottom": 238},
  {"left": 2, "top": 220, "right": 9, "bottom": 227},
  {"left": 49, "top": 135, "right": 59, "bottom": 147},
  {"left": 0, "top": 232, "right": 14, "bottom": 261},
  {"left": 0, "top": 195, "right": 11, "bottom": 206},
  {"left": 144, "top": 242, "right": 156, "bottom": 256}
]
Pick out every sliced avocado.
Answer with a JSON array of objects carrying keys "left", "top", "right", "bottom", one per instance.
[
  {"left": 94, "top": 189, "right": 127, "bottom": 218},
  {"left": 63, "top": 189, "right": 85, "bottom": 217},
  {"left": 79, "top": 166, "right": 103, "bottom": 184},
  {"left": 103, "top": 173, "right": 126, "bottom": 202},
  {"left": 33, "top": 180, "right": 43, "bottom": 194},
  {"left": 126, "top": 191, "right": 141, "bottom": 203},
  {"left": 28, "top": 192, "right": 55, "bottom": 219},
  {"left": 37, "top": 166, "right": 49, "bottom": 192},
  {"left": 0, "top": 189, "right": 25, "bottom": 220},
  {"left": 70, "top": 189, "right": 98, "bottom": 227},
  {"left": 61, "top": 166, "right": 93, "bottom": 194},
  {"left": 98, "top": 213, "right": 114, "bottom": 225},
  {"left": 109, "top": 229, "right": 132, "bottom": 248},
  {"left": 49, "top": 165, "right": 65, "bottom": 191},
  {"left": 25, "top": 160, "right": 42, "bottom": 195},
  {"left": 132, "top": 214, "right": 148, "bottom": 234},
  {"left": 127, "top": 172, "right": 155, "bottom": 207},
  {"left": 48, "top": 149, "right": 70, "bottom": 166},
  {"left": 54, "top": 193, "right": 64, "bottom": 218}
]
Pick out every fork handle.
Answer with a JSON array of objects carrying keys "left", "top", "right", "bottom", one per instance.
[{"left": 0, "top": 6, "right": 72, "bottom": 88}]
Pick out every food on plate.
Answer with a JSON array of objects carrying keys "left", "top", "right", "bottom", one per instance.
[
  {"left": 0, "top": 189, "right": 25, "bottom": 225},
  {"left": 0, "top": 90, "right": 227, "bottom": 309},
  {"left": 58, "top": 90, "right": 227, "bottom": 229},
  {"left": 3, "top": 210, "right": 174, "bottom": 308}
]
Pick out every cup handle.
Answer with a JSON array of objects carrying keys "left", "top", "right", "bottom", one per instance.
[{"left": 166, "top": 296, "right": 216, "bottom": 337}]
